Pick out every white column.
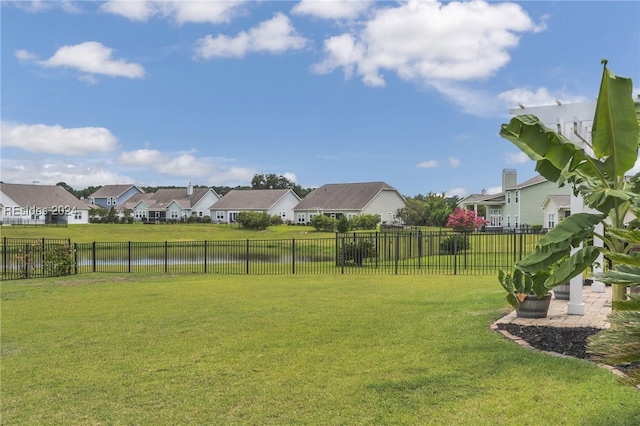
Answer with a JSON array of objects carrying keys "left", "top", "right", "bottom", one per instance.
[
  {"left": 591, "top": 222, "right": 606, "bottom": 292},
  {"left": 568, "top": 193, "right": 584, "bottom": 315}
]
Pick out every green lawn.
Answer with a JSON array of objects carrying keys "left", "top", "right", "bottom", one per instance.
[
  {"left": 2, "top": 274, "right": 638, "bottom": 425},
  {"left": 0, "top": 223, "right": 331, "bottom": 243}
]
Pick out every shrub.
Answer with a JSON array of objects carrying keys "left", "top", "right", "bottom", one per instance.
[
  {"left": 439, "top": 234, "right": 469, "bottom": 254},
  {"left": 270, "top": 215, "right": 284, "bottom": 226},
  {"left": 202, "top": 215, "right": 211, "bottom": 223},
  {"left": 310, "top": 215, "right": 337, "bottom": 232},
  {"left": 350, "top": 214, "right": 380, "bottom": 230},
  {"left": 43, "top": 244, "right": 75, "bottom": 277},
  {"left": 339, "top": 240, "right": 377, "bottom": 266},
  {"left": 531, "top": 224, "right": 543, "bottom": 233},
  {"left": 236, "top": 211, "right": 271, "bottom": 230},
  {"left": 337, "top": 216, "right": 350, "bottom": 233}
]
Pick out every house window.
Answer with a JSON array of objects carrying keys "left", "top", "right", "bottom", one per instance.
[
  {"left": 506, "top": 216, "right": 511, "bottom": 228},
  {"left": 229, "top": 212, "right": 238, "bottom": 223},
  {"left": 515, "top": 215, "right": 519, "bottom": 229},
  {"left": 548, "top": 213, "right": 556, "bottom": 228},
  {"left": 515, "top": 190, "right": 519, "bottom": 203},
  {"left": 155, "top": 212, "right": 160, "bottom": 218},
  {"left": 170, "top": 210, "right": 179, "bottom": 219},
  {"left": 507, "top": 192, "right": 511, "bottom": 204},
  {"left": 199, "top": 211, "right": 203, "bottom": 217},
  {"left": 74, "top": 211, "right": 82, "bottom": 220},
  {"left": 216, "top": 211, "right": 225, "bottom": 221},
  {"left": 297, "top": 213, "right": 306, "bottom": 223},
  {"left": 90, "top": 198, "right": 95, "bottom": 205},
  {"left": 489, "top": 209, "right": 501, "bottom": 227}
]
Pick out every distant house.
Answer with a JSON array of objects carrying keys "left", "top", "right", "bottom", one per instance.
[
  {"left": 88, "top": 184, "right": 145, "bottom": 209},
  {"left": 542, "top": 195, "right": 571, "bottom": 229},
  {"left": 292, "top": 182, "right": 406, "bottom": 225},
  {"left": 458, "top": 169, "right": 571, "bottom": 231},
  {"left": 209, "top": 189, "right": 301, "bottom": 223},
  {"left": 121, "top": 185, "right": 221, "bottom": 222},
  {"left": 0, "top": 182, "right": 89, "bottom": 225}
]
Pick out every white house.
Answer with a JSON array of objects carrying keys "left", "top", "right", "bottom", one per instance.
[
  {"left": 458, "top": 170, "right": 571, "bottom": 231},
  {"left": 0, "top": 182, "right": 89, "bottom": 225},
  {"left": 121, "top": 185, "right": 221, "bottom": 222},
  {"left": 209, "top": 189, "right": 301, "bottom": 223},
  {"left": 292, "top": 182, "right": 406, "bottom": 225},
  {"left": 88, "top": 184, "right": 145, "bottom": 209}
]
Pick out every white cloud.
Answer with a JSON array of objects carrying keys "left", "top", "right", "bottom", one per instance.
[
  {"left": 194, "top": 13, "right": 308, "bottom": 59},
  {"left": 1, "top": 122, "right": 119, "bottom": 155},
  {"left": 313, "top": 0, "right": 541, "bottom": 88},
  {"left": 35, "top": 41, "right": 145, "bottom": 79},
  {"left": 487, "top": 186, "right": 503, "bottom": 195},
  {"left": 505, "top": 151, "right": 530, "bottom": 165},
  {"left": 498, "top": 87, "right": 588, "bottom": 109},
  {"left": 292, "top": 0, "right": 372, "bottom": 20},
  {"left": 13, "top": 1, "right": 81, "bottom": 13},
  {"left": 15, "top": 49, "right": 36, "bottom": 62},
  {"left": 446, "top": 187, "right": 468, "bottom": 198},
  {"left": 282, "top": 172, "right": 298, "bottom": 183},
  {"left": 0, "top": 158, "right": 132, "bottom": 189},
  {"left": 118, "top": 149, "right": 257, "bottom": 185},
  {"left": 449, "top": 157, "right": 461, "bottom": 167},
  {"left": 416, "top": 160, "right": 438, "bottom": 169},
  {"left": 100, "top": 0, "right": 246, "bottom": 25}
]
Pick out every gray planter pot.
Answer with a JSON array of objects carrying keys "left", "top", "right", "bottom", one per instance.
[
  {"left": 516, "top": 293, "right": 552, "bottom": 319},
  {"left": 553, "top": 282, "right": 570, "bottom": 300}
]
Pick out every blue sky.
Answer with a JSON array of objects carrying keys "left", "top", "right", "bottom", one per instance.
[{"left": 1, "top": 1, "right": 639, "bottom": 197}]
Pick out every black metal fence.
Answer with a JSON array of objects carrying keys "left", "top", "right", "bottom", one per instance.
[
  {"left": 2, "top": 231, "right": 543, "bottom": 279},
  {"left": 1, "top": 238, "right": 73, "bottom": 279}
]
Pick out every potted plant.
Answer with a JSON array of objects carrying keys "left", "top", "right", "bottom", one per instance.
[{"left": 498, "top": 269, "right": 552, "bottom": 318}]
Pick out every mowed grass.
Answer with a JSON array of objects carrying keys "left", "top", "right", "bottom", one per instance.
[
  {"left": 1, "top": 223, "right": 331, "bottom": 243},
  {"left": 2, "top": 274, "right": 639, "bottom": 425}
]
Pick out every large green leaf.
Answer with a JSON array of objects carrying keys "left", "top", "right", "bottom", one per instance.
[
  {"left": 594, "top": 265, "right": 640, "bottom": 286},
  {"left": 544, "top": 246, "right": 601, "bottom": 288},
  {"left": 516, "top": 213, "right": 603, "bottom": 273},
  {"left": 591, "top": 62, "right": 640, "bottom": 177}
]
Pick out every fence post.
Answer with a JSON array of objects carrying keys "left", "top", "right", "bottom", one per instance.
[
  {"left": 340, "top": 236, "right": 345, "bottom": 274},
  {"left": 92, "top": 241, "right": 96, "bottom": 273},
  {"left": 74, "top": 243, "right": 78, "bottom": 275},
  {"left": 292, "top": 239, "right": 295, "bottom": 275},
  {"left": 128, "top": 241, "right": 131, "bottom": 273},
  {"left": 24, "top": 243, "right": 30, "bottom": 278},
  {"left": 3, "top": 237, "right": 7, "bottom": 276},
  {"left": 164, "top": 241, "right": 168, "bottom": 273},
  {"left": 417, "top": 230, "right": 422, "bottom": 269},
  {"left": 41, "top": 237, "right": 45, "bottom": 276},
  {"left": 519, "top": 232, "right": 524, "bottom": 261},
  {"left": 394, "top": 233, "right": 399, "bottom": 275},
  {"left": 246, "top": 239, "right": 250, "bottom": 274},
  {"left": 453, "top": 233, "right": 457, "bottom": 275},
  {"left": 204, "top": 240, "right": 207, "bottom": 274}
]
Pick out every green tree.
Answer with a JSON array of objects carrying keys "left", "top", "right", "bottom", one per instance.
[
  {"left": 310, "top": 215, "right": 337, "bottom": 232},
  {"left": 251, "top": 174, "right": 313, "bottom": 198},
  {"left": 398, "top": 192, "right": 453, "bottom": 226}
]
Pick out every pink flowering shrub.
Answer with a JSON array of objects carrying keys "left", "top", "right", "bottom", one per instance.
[{"left": 446, "top": 208, "right": 488, "bottom": 232}]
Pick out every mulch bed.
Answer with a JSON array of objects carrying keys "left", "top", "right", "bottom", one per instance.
[{"left": 496, "top": 323, "right": 640, "bottom": 379}]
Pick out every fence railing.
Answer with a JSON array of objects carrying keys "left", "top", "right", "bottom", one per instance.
[{"left": 2, "top": 231, "right": 543, "bottom": 279}]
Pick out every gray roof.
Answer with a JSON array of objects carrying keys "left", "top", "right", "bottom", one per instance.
[
  {"left": 121, "top": 187, "right": 215, "bottom": 211},
  {"left": 506, "top": 175, "right": 547, "bottom": 190},
  {"left": 89, "top": 184, "right": 144, "bottom": 198},
  {"left": 1, "top": 183, "right": 88, "bottom": 209},
  {"left": 210, "top": 189, "right": 298, "bottom": 210},
  {"left": 545, "top": 195, "right": 571, "bottom": 209},
  {"left": 294, "top": 182, "right": 400, "bottom": 211}
]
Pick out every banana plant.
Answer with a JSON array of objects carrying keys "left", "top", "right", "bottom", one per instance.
[{"left": 499, "top": 60, "right": 640, "bottom": 303}]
